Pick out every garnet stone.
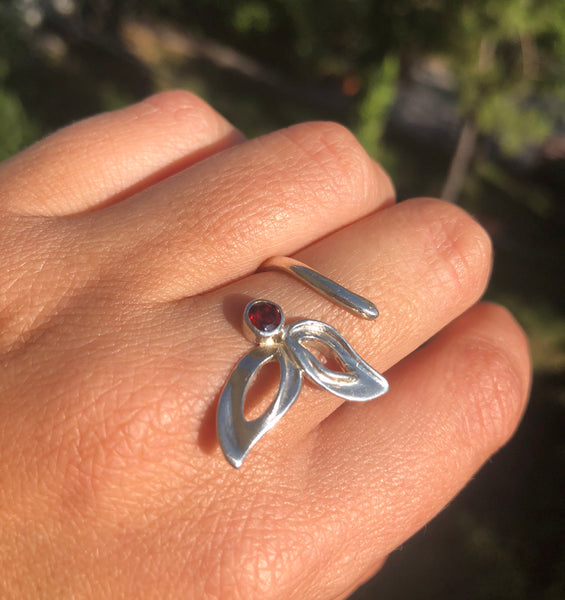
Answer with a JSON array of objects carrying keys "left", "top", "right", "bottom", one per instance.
[{"left": 247, "top": 301, "right": 282, "bottom": 333}]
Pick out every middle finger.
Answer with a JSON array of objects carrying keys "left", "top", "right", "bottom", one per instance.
[{"left": 78, "top": 121, "right": 395, "bottom": 300}]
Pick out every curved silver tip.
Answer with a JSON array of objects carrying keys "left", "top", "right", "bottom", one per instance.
[{"left": 259, "top": 256, "right": 379, "bottom": 320}]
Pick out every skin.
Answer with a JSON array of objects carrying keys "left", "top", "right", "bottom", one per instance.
[{"left": 0, "top": 91, "right": 531, "bottom": 600}]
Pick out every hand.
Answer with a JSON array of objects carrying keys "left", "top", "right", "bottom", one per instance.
[{"left": 0, "top": 91, "right": 530, "bottom": 599}]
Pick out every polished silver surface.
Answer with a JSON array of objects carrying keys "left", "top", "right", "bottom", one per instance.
[
  {"left": 260, "top": 256, "right": 379, "bottom": 320},
  {"left": 217, "top": 298, "right": 389, "bottom": 468},
  {"left": 217, "top": 343, "right": 302, "bottom": 469},
  {"left": 285, "top": 320, "right": 388, "bottom": 401}
]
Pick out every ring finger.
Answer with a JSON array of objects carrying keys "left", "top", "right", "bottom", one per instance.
[{"left": 170, "top": 196, "right": 493, "bottom": 465}]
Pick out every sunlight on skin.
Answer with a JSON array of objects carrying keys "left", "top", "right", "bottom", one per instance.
[{"left": 0, "top": 91, "right": 530, "bottom": 600}]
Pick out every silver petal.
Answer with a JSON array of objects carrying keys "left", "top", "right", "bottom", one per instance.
[
  {"left": 216, "top": 344, "right": 302, "bottom": 468},
  {"left": 285, "top": 320, "right": 389, "bottom": 402}
]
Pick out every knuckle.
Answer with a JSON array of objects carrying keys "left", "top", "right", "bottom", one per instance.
[
  {"left": 417, "top": 198, "right": 492, "bottom": 300},
  {"left": 141, "top": 89, "right": 228, "bottom": 136},
  {"left": 143, "top": 89, "right": 207, "bottom": 114},
  {"left": 457, "top": 322, "right": 529, "bottom": 448},
  {"left": 280, "top": 121, "right": 374, "bottom": 204}
]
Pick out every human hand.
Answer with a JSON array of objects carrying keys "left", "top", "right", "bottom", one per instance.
[{"left": 0, "top": 91, "right": 530, "bottom": 599}]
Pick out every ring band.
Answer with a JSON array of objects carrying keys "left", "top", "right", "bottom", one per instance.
[
  {"left": 259, "top": 256, "right": 379, "bottom": 320},
  {"left": 216, "top": 257, "right": 389, "bottom": 468}
]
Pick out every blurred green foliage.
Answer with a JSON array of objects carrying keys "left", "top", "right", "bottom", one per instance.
[
  {"left": 0, "top": 1, "right": 563, "bottom": 598},
  {"left": 354, "top": 56, "right": 399, "bottom": 161},
  {"left": 3, "top": 1, "right": 565, "bottom": 165},
  {"left": 0, "top": 8, "right": 37, "bottom": 160}
]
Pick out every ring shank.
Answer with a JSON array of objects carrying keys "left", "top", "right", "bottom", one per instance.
[{"left": 259, "top": 256, "right": 378, "bottom": 320}]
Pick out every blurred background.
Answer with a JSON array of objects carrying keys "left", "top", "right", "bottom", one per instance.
[{"left": 1, "top": 1, "right": 563, "bottom": 598}]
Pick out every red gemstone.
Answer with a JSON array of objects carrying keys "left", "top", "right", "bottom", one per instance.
[{"left": 248, "top": 301, "right": 282, "bottom": 332}]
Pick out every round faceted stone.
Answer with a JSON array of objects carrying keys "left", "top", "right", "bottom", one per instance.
[{"left": 247, "top": 301, "right": 282, "bottom": 332}]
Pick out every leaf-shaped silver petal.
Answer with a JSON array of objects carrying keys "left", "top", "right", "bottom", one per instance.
[
  {"left": 216, "top": 344, "right": 302, "bottom": 468},
  {"left": 285, "top": 320, "right": 389, "bottom": 402}
]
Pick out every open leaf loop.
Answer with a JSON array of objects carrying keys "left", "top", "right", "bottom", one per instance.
[
  {"left": 216, "top": 345, "right": 302, "bottom": 468},
  {"left": 286, "top": 320, "right": 389, "bottom": 402}
]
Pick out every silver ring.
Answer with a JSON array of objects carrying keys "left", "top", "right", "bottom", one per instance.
[{"left": 216, "top": 258, "right": 389, "bottom": 468}]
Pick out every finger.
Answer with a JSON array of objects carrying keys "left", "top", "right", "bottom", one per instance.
[
  {"left": 290, "top": 303, "right": 530, "bottom": 599},
  {"left": 0, "top": 91, "right": 244, "bottom": 216},
  {"left": 185, "top": 197, "right": 492, "bottom": 450},
  {"left": 7, "top": 198, "right": 490, "bottom": 486},
  {"left": 79, "top": 120, "right": 395, "bottom": 299},
  {"left": 0, "top": 204, "right": 496, "bottom": 598}
]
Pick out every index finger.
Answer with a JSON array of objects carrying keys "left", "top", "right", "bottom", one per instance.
[{"left": 0, "top": 91, "right": 244, "bottom": 216}]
